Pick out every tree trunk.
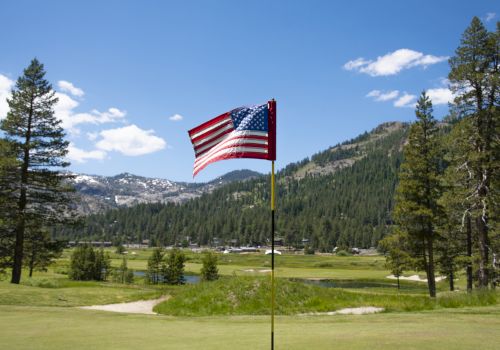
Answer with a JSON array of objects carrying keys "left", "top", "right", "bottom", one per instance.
[
  {"left": 477, "top": 215, "right": 490, "bottom": 288},
  {"left": 10, "top": 209, "right": 26, "bottom": 284},
  {"left": 10, "top": 97, "right": 33, "bottom": 284},
  {"left": 449, "top": 270, "right": 454, "bottom": 291},
  {"left": 426, "top": 234, "right": 437, "bottom": 298},
  {"left": 397, "top": 275, "right": 400, "bottom": 290},
  {"left": 29, "top": 246, "right": 35, "bottom": 278},
  {"left": 466, "top": 214, "right": 473, "bottom": 292}
]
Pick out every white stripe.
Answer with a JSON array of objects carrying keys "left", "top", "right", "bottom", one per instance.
[
  {"left": 194, "top": 138, "right": 267, "bottom": 167},
  {"left": 190, "top": 117, "right": 232, "bottom": 139},
  {"left": 194, "top": 130, "right": 268, "bottom": 164},
  {"left": 196, "top": 135, "right": 267, "bottom": 155},
  {"left": 193, "top": 123, "right": 233, "bottom": 147},
  {"left": 194, "top": 146, "right": 268, "bottom": 173}
]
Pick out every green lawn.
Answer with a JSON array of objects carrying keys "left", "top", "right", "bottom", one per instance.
[
  {"left": 1, "top": 305, "right": 499, "bottom": 349},
  {"left": 0, "top": 275, "right": 162, "bottom": 307}
]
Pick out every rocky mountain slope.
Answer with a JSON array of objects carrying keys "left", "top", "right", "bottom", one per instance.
[{"left": 71, "top": 170, "right": 262, "bottom": 214}]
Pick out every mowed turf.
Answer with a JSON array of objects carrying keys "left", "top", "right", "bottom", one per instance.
[{"left": 1, "top": 305, "right": 500, "bottom": 350}]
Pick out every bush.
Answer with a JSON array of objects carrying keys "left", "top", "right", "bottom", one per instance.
[
  {"left": 201, "top": 251, "right": 219, "bottom": 281},
  {"left": 336, "top": 250, "right": 351, "bottom": 256},
  {"left": 69, "top": 245, "right": 111, "bottom": 281},
  {"left": 163, "top": 248, "right": 186, "bottom": 285},
  {"left": 304, "top": 246, "right": 315, "bottom": 255},
  {"left": 112, "top": 257, "right": 134, "bottom": 284}
]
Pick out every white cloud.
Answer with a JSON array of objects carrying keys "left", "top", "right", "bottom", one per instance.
[
  {"left": 54, "top": 92, "right": 126, "bottom": 134},
  {"left": 366, "top": 90, "right": 399, "bottom": 101},
  {"left": 343, "top": 58, "right": 371, "bottom": 71},
  {"left": 95, "top": 124, "right": 166, "bottom": 156},
  {"left": 394, "top": 93, "right": 417, "bottom": 108},
  {"left": 58, "top": 80, "right": 84, "bottom": 97},
  {"left": 86, "top": 132, "right": 98, "bottom": 141},
  {"left": 169, "top": 114, "right": 183, "bottom": 121},
  {"left": 427, "top": 88, "right": 454, "bottom": 105},
  {"left": 67, "top": 143, "right": 107, "bottom": 163},
  {"left": 485, "top": 12, "right": 496, "bottom": 22},
  {"left": 344, "top": 49, "right": 448, "bottom": 76},
  {"left": 0, "top": 74, "right": 14, "bottom": 119}
]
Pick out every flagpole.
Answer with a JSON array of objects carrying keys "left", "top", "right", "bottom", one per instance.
[{"left": 271, "top": 160, "right": 275, "bottom": 350}]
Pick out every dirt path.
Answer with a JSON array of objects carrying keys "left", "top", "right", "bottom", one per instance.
[{"left": 79, "top": 296, "right": 168, "bottom": 315}]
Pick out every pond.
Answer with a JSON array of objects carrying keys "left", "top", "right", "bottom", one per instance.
[{"left": 133, "top": 271, "right": 200, "bottom": 284}]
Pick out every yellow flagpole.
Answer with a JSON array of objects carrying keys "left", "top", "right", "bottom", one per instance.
[{"left": 271, "top": 160, "right": 275, "bottom": 350}]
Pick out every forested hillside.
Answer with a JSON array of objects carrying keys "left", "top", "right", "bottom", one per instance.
[{"left": 57, "top": 122, "right": 409, "bottom": 250}]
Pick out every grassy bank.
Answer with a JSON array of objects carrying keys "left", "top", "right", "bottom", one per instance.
[
  {"left": 155, "top": 276, "right": 498, "bottom": 316},
  {"left": 0, "top": 276, "right": 161, "bottom": 307}
]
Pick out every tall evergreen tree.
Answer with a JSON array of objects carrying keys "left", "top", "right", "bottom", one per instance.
[
  {"left": 439, "top": 119, "right": 476, "bottom": 291},
  {"left": 0, "top": 59, "right": 75, "bottom": 284},
  {"left": 393, "top": 92, "right": 443, "bottom": 297},
  {"left": 448, "top": 17, "right": 499, "bottom": 287},
  {"left": 0, "top": 139, "right": 19, "bottom": 275}
]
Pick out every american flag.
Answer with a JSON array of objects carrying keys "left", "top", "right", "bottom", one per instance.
[{"left": 188, "top": 100, "right": 276, "bottom": 177}]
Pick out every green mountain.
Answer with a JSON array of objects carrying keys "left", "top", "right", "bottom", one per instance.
[{"left": 57, "top": 122, "right": 409, "bottom": 250}]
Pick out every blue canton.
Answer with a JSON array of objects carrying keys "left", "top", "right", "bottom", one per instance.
[{"left": 231, "top": 104, "right": 268, "bottom": 132}]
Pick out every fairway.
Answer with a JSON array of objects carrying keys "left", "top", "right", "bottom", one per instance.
[{"left": 1, "top": 305, "right": 500, "bottom": 349}]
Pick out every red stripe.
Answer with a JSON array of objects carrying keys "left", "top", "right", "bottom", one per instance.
[
  {"left": 190, "top": 119, "right": 233, "bottom": 144},
  {"left": 194, "top": 152, "right": 269, "bottom": 177},
  {"left": 194, "top": 134, "right": 268, "bottom": 156},
  {"left": 188, "top": 112, "right": 231, "bottom": 137},
  {"left": 193, "top": 128, "right": 234, "bottom": 152},
  {"left": 195, "top": 142, "right": 268, "bottom": 164}
]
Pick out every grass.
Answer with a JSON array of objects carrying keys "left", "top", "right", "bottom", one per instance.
[
  {"left": 1, "top": 252, "right": 499, "bottom": 349},
  {"left": 154, "top": 276, "right": 498, "bottom": 316},
  {"left": 1, "top": 305, "right": 500, "bottom": 349},
  {"left": 0, "top": 272, "right": 162, "bottom": 307}
]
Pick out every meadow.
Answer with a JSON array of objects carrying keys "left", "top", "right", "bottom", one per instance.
[{"left": 1, "top": 249, "right": 499, "bottom": 349}]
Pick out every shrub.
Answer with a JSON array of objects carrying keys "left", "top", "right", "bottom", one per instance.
[
  {"left": 69, "top": 245, "right": 111, "bottom": 281},
  {"left": 201, "top": 251, "right": 219, "bottom": 281}
]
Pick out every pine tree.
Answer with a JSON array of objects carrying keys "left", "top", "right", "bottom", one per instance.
[
  {"left": 24, "top": 227, "right": 64, "bottom": 277},
  {"left": 201, "top": 251, "right": 219, "bottom": 281},
  {"left": 393, "top": 92, "right": 443, "bottom": 297},
  {"left": 439, "top": 118, "right": 476, "bottom": 291},
  {"left": 163, "top": 248, "right": 186, "bottom": 285},
  {"left": 1, "top": 59, "right": 75, "bottom": 284},
  {"left": 0, "top": 139, "right": 19, "bottom": 275},
  {"left": 448, "top": 17, "right": 499, "bottom": 288},
  {"left": 146, "top": 247, "right": 164, "bottom": 284},
  {"left": 379, "top": 230, "right": 413, "bottom": 290}
]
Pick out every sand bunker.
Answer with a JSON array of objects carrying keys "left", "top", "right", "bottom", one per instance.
[
  {"left": 79, "top": 296, "right": 168, "bottom": 315},
  {"left": 300, "top": 306, "right": 384, "bottom": 316},
  {"left": 386, "top": 274, "right": 446, "bottom": 282}
]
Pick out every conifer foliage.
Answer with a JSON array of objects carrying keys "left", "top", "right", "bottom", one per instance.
[
  {"left": 393, "top": 92, "right": 443, "bottom": 297},
  {"left": 0, "top": 59, "right": 75, "bottom": 284},
  {"left": 448, "top": 17, "right": 499, "bottom": 288}
]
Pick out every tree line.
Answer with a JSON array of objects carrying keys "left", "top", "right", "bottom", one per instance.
[{"left": 382, "top": 17, "right": 499, "bottom": 296}]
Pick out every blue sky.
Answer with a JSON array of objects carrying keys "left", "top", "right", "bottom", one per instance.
[{"left": 0, "top": 1, "right": 498, "bottom": 182}]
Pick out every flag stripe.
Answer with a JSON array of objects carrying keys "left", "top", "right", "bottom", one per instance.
[
  {"left": 195, "top": 141, "right": 268, "bottom": 166},
  {"left": 194, "top": 146, "right": 268, "bottom": 174},
  {"left": 195, "top": 133, "right": 268, "bottom": 156},
  {"left": 190, "top": 117, "right": 233, "bottom": 143},
  {"left": 194, "top": 131, "right": 268, "bottom": 164},
  {"left": 192, "top": 124, "right": 233, "bottom": 148},
  {"left": 193, "top": 151, "right": 269, "bottom": 176},
  {"left": 189, "top": 113, "right": 230, "bottom": 136}
]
